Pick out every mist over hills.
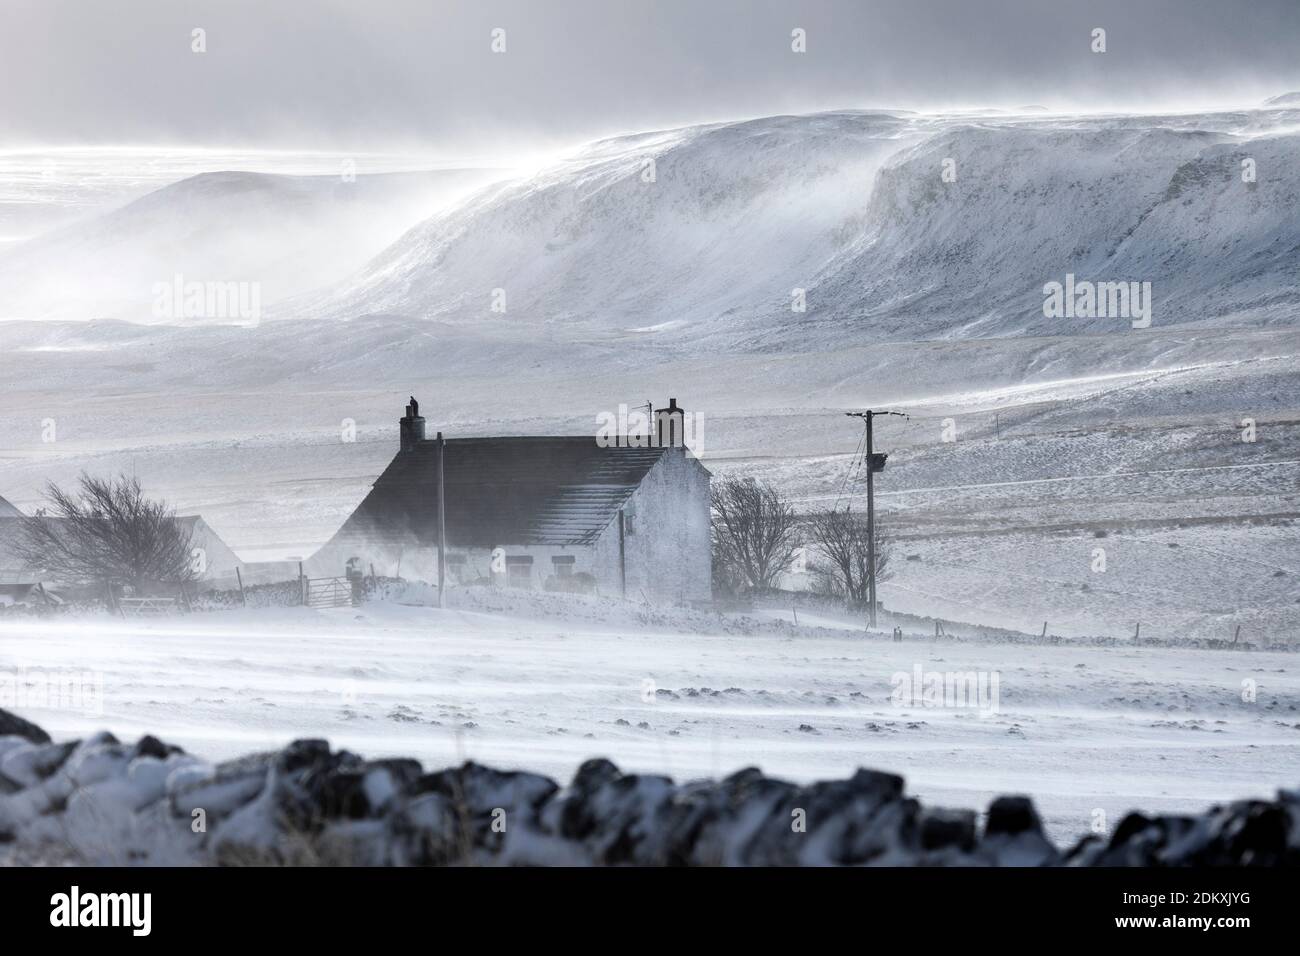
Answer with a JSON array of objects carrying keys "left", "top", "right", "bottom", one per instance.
[
  {"left": 1, "top": 103, "right": 1295, "bottom": 353},
  {"left": 288, "top": 105, "right": 1300, "bottom": 349},
  {"left": 0, "top": 167, "right": 504, "bottom": 322}
]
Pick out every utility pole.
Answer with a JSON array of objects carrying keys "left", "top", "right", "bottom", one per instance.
[
  {"left": 618, "top": 508, "right": 627, "bottom": 598},
  {"left": 436, "top": 431, "right": 447, "bottom": 609},
  {"left": 846, "top": 409, "right": 905, "bottom": 629}
]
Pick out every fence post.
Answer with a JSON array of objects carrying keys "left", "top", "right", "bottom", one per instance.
[{"left": 235, "top": 566, "right": 247, "bottom": 607}]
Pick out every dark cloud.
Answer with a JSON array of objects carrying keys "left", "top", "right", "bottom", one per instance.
[{"left": 2, "top": 0, "right": 1297, "bottom": 151}]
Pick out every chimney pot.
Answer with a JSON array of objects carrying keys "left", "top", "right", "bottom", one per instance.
[
  {"left": 399, "top": 396, "right": 427, "bottom": 451},
  {"left": 654, "top": 397, "right": 686, "bottom": 448}
]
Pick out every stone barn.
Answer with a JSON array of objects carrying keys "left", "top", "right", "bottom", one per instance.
[{"left": 309, "top": 399, "right": 712, "bottom": 604}]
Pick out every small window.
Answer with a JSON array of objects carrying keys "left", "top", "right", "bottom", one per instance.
[
  {"left": 552, "top": 555, "right": 575, "bottom": 577},
  {"left": 505, "top": 555, "right": 533, "bottom": 587}
]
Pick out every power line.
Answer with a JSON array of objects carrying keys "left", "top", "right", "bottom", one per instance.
[{"left": 830, "top": 425, "right": 867, "bottom": 514}]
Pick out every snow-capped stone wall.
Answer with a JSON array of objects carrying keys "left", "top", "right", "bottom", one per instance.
[{"left": 0, "top": 708, "right": 1294, "bottom": 866}]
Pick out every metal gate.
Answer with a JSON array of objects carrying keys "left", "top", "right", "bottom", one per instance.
[
  {"left": 119, "top": 597, "right": 177, "bottom": 617},
  {"left": 305, "top": 576, "right": 354, "bottom": 609}
]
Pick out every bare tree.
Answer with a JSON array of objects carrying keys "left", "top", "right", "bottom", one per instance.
[
  {"left": 14, "top": 473, "right": 197, "bottom": 594},
  {"left": 806, "top": 508, "right": 890, "bottom": 608},
  {"left": 710, "top": 477, "right": 800, "bottom": 593}
]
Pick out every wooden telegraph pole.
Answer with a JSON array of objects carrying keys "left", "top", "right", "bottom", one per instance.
[
  {"left": 436, "top": 431, "right": 447, "bottom": 609},
  {"left": 846, "top": 410, "right": 905, "bottom": 629}
]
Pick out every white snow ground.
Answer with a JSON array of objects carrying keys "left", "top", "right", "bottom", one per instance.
[{"left": 2, "top": 595, "right": 1295, "bottom": 849}]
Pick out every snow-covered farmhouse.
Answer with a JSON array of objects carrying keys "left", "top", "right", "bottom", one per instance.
[{"left": 308, "top": 399, "right": 711, "bottom": 604}]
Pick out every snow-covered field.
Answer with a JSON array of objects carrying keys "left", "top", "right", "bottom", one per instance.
[{"left": 2, "top": 596, "right": 1296, "bottom": 848}]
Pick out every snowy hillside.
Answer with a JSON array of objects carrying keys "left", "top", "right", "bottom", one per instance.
[
  {"left": 296, "top": 106, "right": 1300, "bottom": 346},
  {"left": 0, "top": 168, "right": 504, "bottom": 321},
  {"left": 291, "top": 113, "right": 917, "bottom": 338}
]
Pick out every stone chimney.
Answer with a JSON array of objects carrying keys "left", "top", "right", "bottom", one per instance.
[
  {"left": 399, "top": 396, "right": 426, "bottom": 451},
  {"left": 654, "top": 397, "right": 686, "bottom": 449}
]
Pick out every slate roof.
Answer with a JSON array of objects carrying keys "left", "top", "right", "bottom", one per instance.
[{"left": 336, "top": 436, "right": 670, "bottom": 548}]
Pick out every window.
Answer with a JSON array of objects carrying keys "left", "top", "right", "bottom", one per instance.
[
  {"left": 505, "top": 555, "right": 533, "bottom": 587},
  {"left": 551, "top": 555, "right": 576, "bottom": 578}
]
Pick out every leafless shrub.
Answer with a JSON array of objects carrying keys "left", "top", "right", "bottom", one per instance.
[
  {"left": 14, "top": 472, "right": 197, "bottom": 595},
  {"left": 806, "top": 508, "right": 890, "bottom": 608},
  {"left": 710, "top": 477, "right": 800, "bottom": 594}
]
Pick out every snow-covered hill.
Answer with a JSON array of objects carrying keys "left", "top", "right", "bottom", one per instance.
[
  {"left": 7, "top": 105, "right": 1296, "bottom": 345},
  {"left": 295, "top": 106, "right": 1300, "bottom": 347},
  {"left": 0, "top": 168, "right": 503, "bottom": 321}
]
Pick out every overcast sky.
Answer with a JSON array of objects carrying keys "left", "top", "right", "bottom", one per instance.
[{"left": 3, "top": 0, "right": 1298, "bottom": 155}]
